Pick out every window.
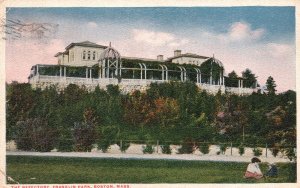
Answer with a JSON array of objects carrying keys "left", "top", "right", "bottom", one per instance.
[
  {"left": 87, "top": 51, "right": 91, "bottom": 60},
  {"left": 83, "top": 50, "right": 86, "bottom": 60},
  {"left": 93, "top": 51, "right": 96, "bottom": 60}
]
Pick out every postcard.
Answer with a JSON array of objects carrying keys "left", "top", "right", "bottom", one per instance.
[{"left": 0, "top": 0, "right": 298, "bottom": 188}]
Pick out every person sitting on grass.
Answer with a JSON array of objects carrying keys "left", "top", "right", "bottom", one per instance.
[
  {"left": 265, "top": 162, "right": 278, "bottom": 177},
  {"left": 244, "top": 157, "right": 264, "bottom": 179}
]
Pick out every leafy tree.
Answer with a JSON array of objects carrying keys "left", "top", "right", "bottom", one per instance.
[
  {"left": 147, "top": 97, "right": 179, "bottom": 127},
  {"left": 6, "top": 82, "right": 37, "bottom": 140},
  {"left": 226, "top": 71, "right": 238, "bottom": 87},
  {"left": 242, "top": 68, "right": 257, "bottom": 88},
  {"left": 123, "top": 91, "right": 151, "bottom": 127},
  {"left": 266, "top": 76, "right": 277, "bottom": 94}
]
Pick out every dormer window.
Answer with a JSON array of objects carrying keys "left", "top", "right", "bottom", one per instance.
[
  {"left": 93, "top": 51, "right": 96, "bottom": 60},
  {"left": 87, "top": 51, "right": 91, "bottom": 60},
  {"left": 83, "top": 50, "right": 86, "bottom": 60}
]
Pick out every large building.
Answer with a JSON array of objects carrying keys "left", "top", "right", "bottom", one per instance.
[{"left": 28, "top": 41, "right": 257, "bottom": 94}]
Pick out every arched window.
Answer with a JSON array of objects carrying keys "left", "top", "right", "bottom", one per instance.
[
  {"left": 88, "top": 51, "right": 91, "bottom": 60},
  {"left": 83, "top": 50, "right": 86, "bottom": 60},
  {"left": 93, "top": 51, "right": 96, "bottom": 60}
]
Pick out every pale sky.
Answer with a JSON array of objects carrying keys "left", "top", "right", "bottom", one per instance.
[{"left": 5, "top": 7, "right": 295, "bottom": 92}]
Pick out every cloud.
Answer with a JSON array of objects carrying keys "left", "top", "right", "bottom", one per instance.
[
  {"left": 201, "top": 22, "right": 265, "bottom": 44},
  {"left": 227, "top": 22, "right": 265, "bottom": 42},
  {"left": 132, "top": 29, "right": 188, "bottom": 47},
  {"left": 87, "top": 22, "right": 98, "bottom": 28},
  {"left": 266, "top": 43, "right": 294, "bottom": 58}
]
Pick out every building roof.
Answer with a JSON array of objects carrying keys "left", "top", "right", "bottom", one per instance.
[
  {"left": 65, "top": 41, "right": 107, "bottom": 50},
  {"left": 54, "top": 52, "right": 68, "bottom": 57},
  {"left": 166, "top": 53, "right": 209, "bottom": 61},
  {"left": 122, "top": 56, "right": 163, "bottom": 62}
]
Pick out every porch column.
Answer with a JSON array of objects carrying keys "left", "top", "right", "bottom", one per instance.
[
  {"left": 90, "top": 69, "right": 92, "bottom": 79},
  {"left": 64, "top": 66, "right": 66, "bottom": 77},
  {"left": 59, "top": 66, "right": 62, "bottom": 77},
  {"left": 36, "top": 65, "right": 39, "bottom": 75},
  {"left": 199, "top": 73, "right": 202, "bottom": 84},
  {"left": 86, "top": 68, "right": 88, "bottom": 78},
  {"left": 222, "top": 76, "right": 225, "bottom": 86},
  {"left": 163, "top": 65, "right": 168, "bottom": 81}
]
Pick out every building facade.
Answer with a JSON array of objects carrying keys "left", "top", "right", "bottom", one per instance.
[{"left": 28, "top": 41, "right": 257, "bottom": 95}]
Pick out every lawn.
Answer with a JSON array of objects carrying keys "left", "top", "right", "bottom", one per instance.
[{"left": 6, "top": 155, "right": 296, "bottom": 184}]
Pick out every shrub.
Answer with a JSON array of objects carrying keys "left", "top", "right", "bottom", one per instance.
[
  {"left": 219, "top": 144, "right": 227, "bottom": 155},
  {"left": 160, "top": 144, "right": 172, "bottom": 154},
  {"left": 285, "top": 147, "right": 296, "bottom": 161},
  {"left": 238, "top": 144, "right": 245, "bottom": 156},
  {"left": 15, "top": 118, "right": 57, "bottom": 152},
  {"left": 271, "top": 145, "right": 280, "bottom": 157},
  {"left": 97, "top": 126, "right": 118, "bottom": 153},
  {"left": 199, "top": 143, "right": 210, "bottom": 154},
  {"left": 253, "top": 148, "right": 262, "bottom": 157},
  {"left": 177, "top": 141, "right": 195, "bottom": 154},
  {"left": 57, "top": 132, "right": 74, "bottom": 152},
  {"left": 142, "top": 144, "right": 154, "bottom": 154},
  {"left": 117, "top": 140, "right": 130, "bottom": 153},
  {"left": 73, "top": 122, "right": 96, "bottom": 152},
  {"left": 98, "top": 139, "right": 111, "bottom": 153}
]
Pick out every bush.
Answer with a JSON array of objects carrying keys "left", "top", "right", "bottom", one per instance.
[
  {"left": 285, "top": 147, "right": 296, "bottom": 161},
  {"left": 199, "top": 143, "right": 210, "bottom": 154},
  {"left": 219, "top": 144, "right": 227, "bottom": 155},
  {"left": 238, "top": 144, "right": 245, "bottom": 156},
  {"left": 177, "top": 141, "right": 195, "bottom": 154},
  {"left": 161, "top": 144, "right": 172, "bottom": 154},
  {"left": 271, "top": 145, "right": 280, "bottom": 157},
  {"left": 253, "top": 148, "right": 262, "bottom": 157},
  {"left": 15, "top": 118, "right": 57, "bottom": 152},
  {"left": 73, "top": 122, "right": 96, "bottom": 152},
  {"left": 57, "top": 133, "right": 74, "bottom": 152},
  {"left": 98, "top": 139, "right": 111, "bottom": 153},
  {"left": 117, "top": 140, "right": 130, "bottom": 153},
  {"left": 142, "top": 144, "right": 154, "bottom": 154},
  {"left": 97, "top": 126, "right": 118, "bottom": 153}
]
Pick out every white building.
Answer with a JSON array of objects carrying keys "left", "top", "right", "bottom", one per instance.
[{"left": 28, "top": 41, "right": 257, "bottom": 95}]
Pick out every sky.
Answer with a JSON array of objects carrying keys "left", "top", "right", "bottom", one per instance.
[{"left": 5, "top": 7, "right": 295, "bottom": 92}]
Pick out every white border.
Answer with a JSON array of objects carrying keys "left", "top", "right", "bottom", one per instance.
[{"left": 0, "top": 0, "right": 298, "bottom": 187}]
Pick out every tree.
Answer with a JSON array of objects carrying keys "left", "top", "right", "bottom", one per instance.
[
  {"left": 123, "top": 91, "right": 150, "bottom": 127},
  {"left": 227, "top": 71, "right": 238, "bottom": 87},
  {"left": 6, "top": 82, "right": 37, "bottom": 140},
  {"left": 242, "top": 68, "right": 257, "bottom": 88},
  {"left": 152, "top": 97, "right": 179, "bottom": 127},
  {"left": 266, "top": 76, "right": 277, "bottom": 94}
]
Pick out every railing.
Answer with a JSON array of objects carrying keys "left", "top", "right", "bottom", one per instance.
[{"left": 29, "top": 75, "right": 256, "bottom": 94}]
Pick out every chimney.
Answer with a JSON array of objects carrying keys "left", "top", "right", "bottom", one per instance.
[
  {"left": 174, "top": 50, "right": 181, "bottom": 57},
  {"left": 157, "top": 55, "right": 164, "bottom": 61}
]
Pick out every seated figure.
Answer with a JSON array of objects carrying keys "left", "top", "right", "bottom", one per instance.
[
  {"left": 244, "top": 157, "right": 264, "bottom": 179},
  {"left": 265, "top": 163, "right": 278, "bottom": 177}
]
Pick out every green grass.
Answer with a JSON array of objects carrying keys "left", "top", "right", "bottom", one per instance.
[{"left": 6, "top": 155, "right": 296, "bottom": 184}]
